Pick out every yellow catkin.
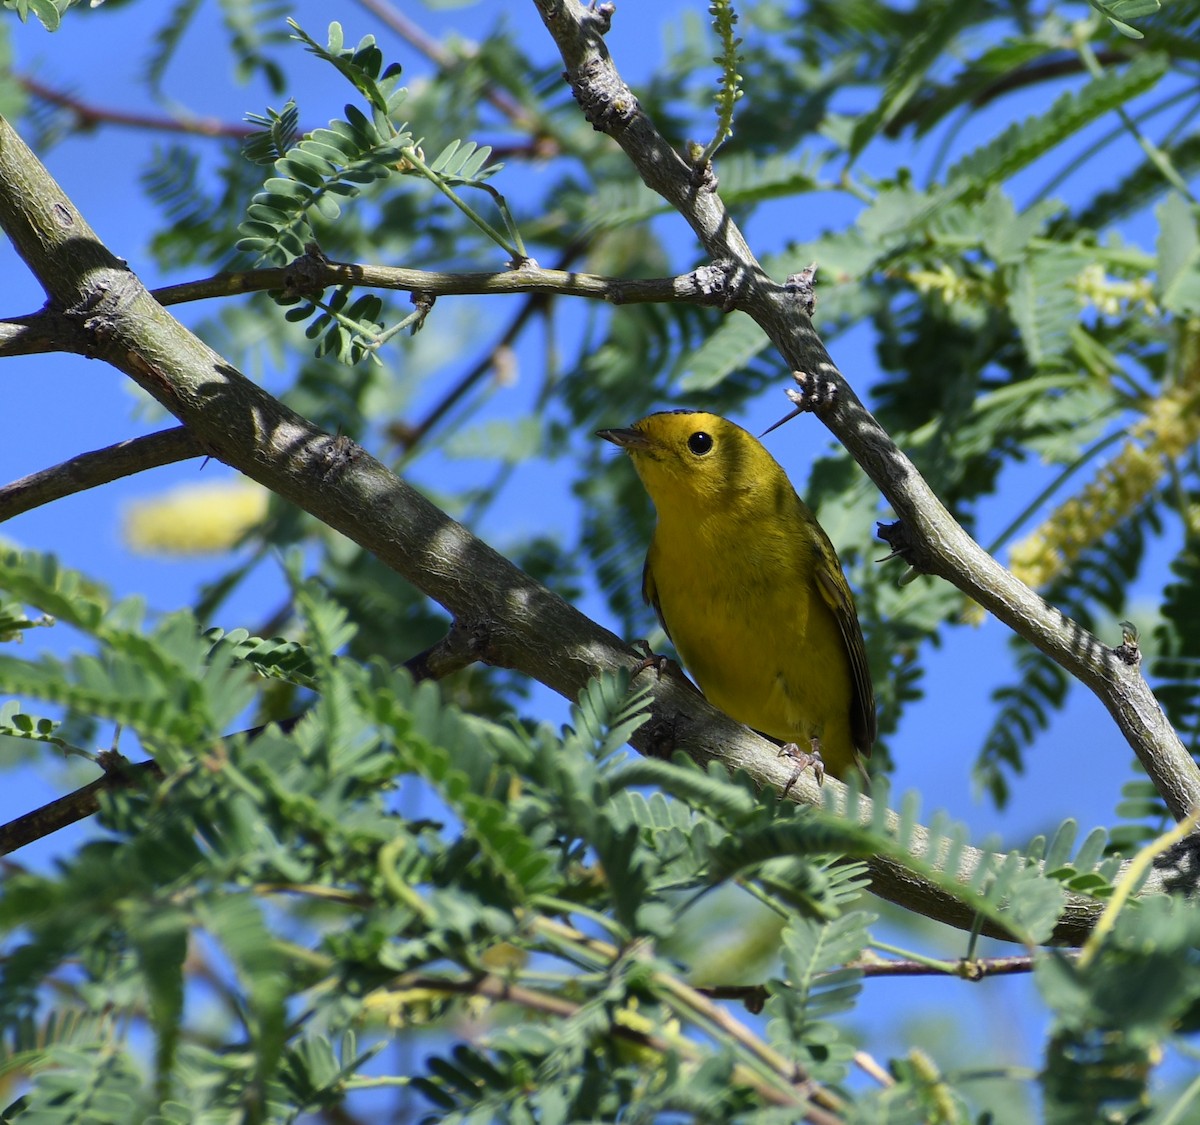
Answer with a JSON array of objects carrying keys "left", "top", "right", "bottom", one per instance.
[
  {"left": 906, "top": 1048, "right": 962, "bottom": 1124},
  {"left": 123, "top": 481, "right": 269, "bottom": 556},
  {"left": 1009, "top": 331, "right": 1200, "bottom": 588}
]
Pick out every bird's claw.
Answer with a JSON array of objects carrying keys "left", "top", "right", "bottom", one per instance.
[
  {"left": 631, "top": 639, "right": 670, "bottom": 679},
  {"left": 780, "top": 737, "right": 825, "bottom": 796}
]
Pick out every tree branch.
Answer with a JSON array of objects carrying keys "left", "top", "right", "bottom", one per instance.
[
  {"left": 529, "top": 0, "right": 1200, "bottom": 823},
  {"left": 0, "top": 258, "right": 736, "bottom": 359},
  {"left": 0, "top": 426, "right": 201, "bottom": 522},
  {"left": 19, "top": 73, "right": 259, "bottom": 140},
  {"left": 11, "top": 105, "right": 1193, "bottom": 944},
  {"left": 698, "top": 952, "right": 1050, "bottom": 1012},
  {"left": 148, "top": 256, "right": 726, "bottom": 309},
  {"left": 882, "top": 49, "right": 1133, "bottom": 137},
  {"left": 374, "top": 972, "right": 839, "bottom": 1119}
]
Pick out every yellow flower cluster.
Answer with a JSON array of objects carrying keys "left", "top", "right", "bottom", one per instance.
[
  {"left": 1008, "top": 442, "right": 1164, "bottom": 588},
  {"left": 123, "top": 480, "right": 269, "bottom": 556},
  {"left": 1009, "top": 347, "right": 1200, "bottom": 588},
  {"left": 1074, "top": 262, "right": 1159, "bottom": 318},
  {"left": 907, "top": 263, "right": 977, "bottom": 306}
]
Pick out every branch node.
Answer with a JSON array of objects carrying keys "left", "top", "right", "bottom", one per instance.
[
  {"left": 637, "top": 710, "right": 684, "bottom": 760},
  {"left": 280, "top": 243, "right": 332, "bottom": 301},
  {"left": 784, "top": 262, "right": 818, "bottom": 318},
  {"left": 1113, "top": 619, "right": 1141, "bottom": 667},
  {"left": 688, "top": 258, "right": 746, "bottom": 312},
  {"left": 784, "top": 368, "right": 837, "bottom": 415},
  {"left": 685, "top": 142, "right": 719, "bottom": 193},
  {"left": 589, "top": 2, "right": 615, "bottom": 34},
  {"left": 318, "top": 433, "right": 364, "bottom": 482},
  {"left": 876, "top": 520, "right": 928, "bottom": 573},
  {"left": 65, "top": 271, "right": 139, "bottom": 350},
  {"left": 409, "top": 290, "right": 436, "bottom": 333},
  {"left": 404, "top": 617, "right": 489, "bottom": 682}
]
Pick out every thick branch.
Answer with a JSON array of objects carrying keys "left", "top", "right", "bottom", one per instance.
[
  {"left": 0, "top": 427, "right": 200, "bottom": 522},
  {"left": 530, "top": 0, "right": 1200, "bottom": 822}
]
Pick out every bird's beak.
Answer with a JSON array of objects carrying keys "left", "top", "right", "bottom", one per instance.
[{"left": 596, "top": 426, "right": 649, "bottom": 450}]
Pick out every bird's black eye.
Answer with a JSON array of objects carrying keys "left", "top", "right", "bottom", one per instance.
[{"left": 687, "top": 431, "right": 714, "bottom": 456}]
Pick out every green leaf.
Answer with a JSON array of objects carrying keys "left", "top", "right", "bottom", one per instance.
[
  {"left": 766, "top": 912, "right": 870, "bottom": 1083},
  {"left": 849, "top": 0, "right": 974, "bottom": 158},
  {"left": 947, "top": 52, "right": 1168, "bottom": 192},
  {"left": 1089, "top": 0, "right": 1160, "bottom": 39},
  {"left": 129, "top": 906, "right": 189, "bottom": 1093},
  {"left": 198, "top": 893, "right": 289, "bottom": 1092},
  {"left": 1156, "top": 193, "right": 1200, "bottom": 313},
  {"left": 677, "top": 312, "right": 770, "bottom": 392},
  {"left": 1007, "top": 246, "right": 1088, "bottom": 369}
]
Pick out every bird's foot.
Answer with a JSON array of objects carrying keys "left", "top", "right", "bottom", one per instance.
[
  {"left": 631, "top": 639, "right": 670, "bottom": 679},
  {"left": 780, "top": 737, "right": 825, "bottom": 796}
]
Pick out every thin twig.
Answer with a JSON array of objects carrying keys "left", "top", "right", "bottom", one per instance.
[
  {"left": 532, "top": 917, "right": 842, "bottom": 1113},
  {"left": 695, "top": 951, "right": 1052, "bottom": 1011},
  {"left": 883, "top": 49, "right": 1132, "bottom": 137},
  {"left": 0, "top": 260, "right": 731, "bottom": 361},
  {"left": 854, "top": 1050, "right": 895, "bottom": 1088},
  {"left": 19, "top": 74, "right": 258, "bottom": 140},
  {"left": 0, "top": 427, "right": 202, "bottom": 522},
  {"left": 148, "top": 258, "right": 713, "bottom": 309}
]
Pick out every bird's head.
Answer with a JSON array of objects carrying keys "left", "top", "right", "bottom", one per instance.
[{"left": 597, "top": 410, "right": 783, "bottom": 514}]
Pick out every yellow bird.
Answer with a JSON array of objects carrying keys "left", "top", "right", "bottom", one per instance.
[{"left": 598, "top": 410, "right": 875, "bottom": 781}]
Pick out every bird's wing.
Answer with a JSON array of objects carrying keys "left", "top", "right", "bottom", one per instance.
[
  {"left": 641, "top": 555, "right": 673, "bottom": 642},
  {"left": 814, "top": 561, "right": 877, "bottom": 756}
]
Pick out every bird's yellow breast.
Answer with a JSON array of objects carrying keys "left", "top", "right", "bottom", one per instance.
[{"left": 647, "top": 505, "right": 857, "bottom": 776}]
